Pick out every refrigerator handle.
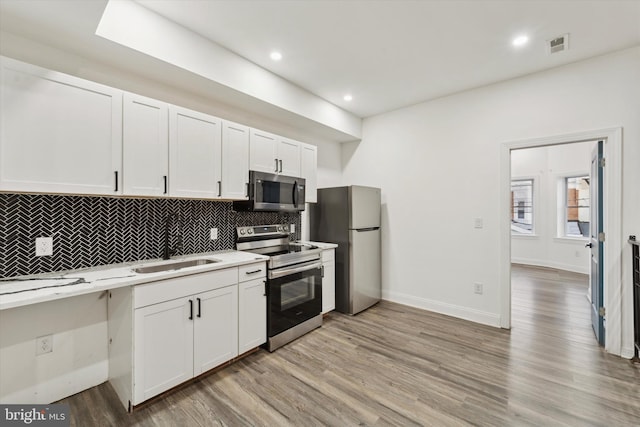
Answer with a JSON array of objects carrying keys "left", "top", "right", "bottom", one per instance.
[{"left": 355, "top": 227, "right": 380, "bottom": 232}]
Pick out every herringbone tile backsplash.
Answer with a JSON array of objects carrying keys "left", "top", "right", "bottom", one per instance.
[{"left": 0, "top": 194, "right": 301, "bottom": 278}]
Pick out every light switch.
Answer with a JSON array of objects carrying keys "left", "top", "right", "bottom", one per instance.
[
  {"left": 474, "top": 218, "right": 483, "bottom": 229},
  {"left": 210, "top": 228, "right": 218, "bottom": 240}
]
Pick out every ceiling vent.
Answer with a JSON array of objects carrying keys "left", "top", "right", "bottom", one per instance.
[{"left": 548, "top": 34, "right": 569, "bottom": 54}]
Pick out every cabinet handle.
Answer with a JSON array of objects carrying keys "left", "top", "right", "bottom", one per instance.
[
  {"left": 245, "top": 183, "right": 249, "bottom": 197},
  {"left": 114, "top": 171, "right": 118, "bottom": 192},
  {"left": 321, "top": 265, "right": 325, "bottom": 278},
  {"left": 217, "top": 181, "right": 222, "bottom": 197},
  {"left": 263, "top": 280, "right": 267, "bottom": 297},
  {"left": 279, "top": 159, "right": 283, "bottom": 173},
  {"left": 197, "top": 298, "right": 201, "bottom": 318},
  {"left": 274, "top": 158, "right": 279, "bottom": 172},
  {"left": 188, "top": 299, "right": 193, "bottom": 320},
  {"left": 163, "top": 175, "right": 168, "bottom": 194},
  {"left": 245, "top": 269, "right": 262, "bottom": 274}
]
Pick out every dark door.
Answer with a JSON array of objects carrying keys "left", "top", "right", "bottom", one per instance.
[{"left": 589, "top": 141, "right": 605, "bottom": 346}]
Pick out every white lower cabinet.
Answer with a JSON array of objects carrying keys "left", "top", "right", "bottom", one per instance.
[
  {"left": 108, "top": 263, "right": 265, "bottom": 410},
  {"left": 193, "top": 286, "right": 238, "bottom": 375},
  {"left": 134, "top": 296, "right": 194, "bottom": 403},
  {"left": 321, "top": 249, "right": 336, "bottom": 314},
  {"left": 239, "top": 279, "right": 266, "bottom": 354},
  {"left": 238, "top": 262, "right": 267, "bottom": 354}
]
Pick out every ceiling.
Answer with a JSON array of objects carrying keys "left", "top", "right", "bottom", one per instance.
[
  {"left": 1, "top": 0, "right": 639, "bottom": 120},
  {"left": 136, "top": 0, "right": 640, "bottom": 117}
]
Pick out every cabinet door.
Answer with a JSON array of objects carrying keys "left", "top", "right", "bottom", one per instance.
[
  {"left": 193, "top": 286, "right": 238, "bottom": 375},
  {"left": 300, "top": 143, "right": 317, "bottom": 203},
  {"left": 123, "top": 93, "right": 169, "bottom": 196},
  {"left": 238, "top": 279, "right": 267, "bottom": 354},
  {"left": 169, "top": 106, "right": 222, "bottom": 199},
  {"left": 133, "top": 297, "right": 193, "bottom": 405},
  {"left": 221, "top": 121, "right": 249, "bottom": 199},
  {"left": 278, "top": 138, "right": 301, "bottom": 177},
  {"left": 0, "top": 56, "right": 122, "bottom": 195},
  {"left": 322, "top": 261, "right": 336, "bottom": 314},
  {"left": 249, "top": 128, "right": 277, "bottom": 173}
]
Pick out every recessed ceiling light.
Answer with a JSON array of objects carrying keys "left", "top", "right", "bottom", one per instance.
[
  {"left": 512, "top": 35, "right": 529, "bottom": 47},
  {"left": 343, "top": 94, "right": 353, "bottom": 102},
  {"left": 270, "top": 51, "right": 282, "bottom": 61}
]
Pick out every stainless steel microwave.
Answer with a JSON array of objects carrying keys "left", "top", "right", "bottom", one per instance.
[{"left": 233, "top": 171, "right": 306, "bottom": 212}]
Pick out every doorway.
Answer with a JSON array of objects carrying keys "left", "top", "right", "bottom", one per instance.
[
  {"left": 509, "top": 141, "right": 597, "bottom": 344},
  {"left": 499, "top": 128, "right": 625, "bottom": 356}
]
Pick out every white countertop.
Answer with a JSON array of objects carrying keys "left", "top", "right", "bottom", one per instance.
[
  {"left": 302, "top": 241, "right": 338, "bottom": 250},
  {"left": 0, "top": 251, "right": 268, "bottom": 311}
]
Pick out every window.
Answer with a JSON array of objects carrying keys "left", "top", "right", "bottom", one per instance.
[
  {"left": 565, "top": 176, "right": 589, "bottom": 238},
  {"left": 511, "top": 179, "right": 533, "bottom": 234}
]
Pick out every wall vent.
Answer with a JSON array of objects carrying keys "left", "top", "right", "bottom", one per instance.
[{"left": 548, "top": 34, "right": 569, "bottom": 54}]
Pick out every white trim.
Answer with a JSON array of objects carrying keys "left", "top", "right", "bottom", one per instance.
[
  {"left": 500, "top": 127, "right": 626, "bottom": 357},
  {"left": 511, "top": 234, "right": 540, "bottom": 239},
  {"left": 381, "top": 292, "right": 501, "bottom": 328},
  {"left": 552, "top": 237, "right": 589, "bottom": 243},
  {"left": 510, "top": 258, "right": 589, "bottom": 275}
]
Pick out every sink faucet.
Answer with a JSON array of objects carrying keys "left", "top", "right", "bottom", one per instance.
[{"left": 163, "top": 213, "right": 181, "bottom": 260}]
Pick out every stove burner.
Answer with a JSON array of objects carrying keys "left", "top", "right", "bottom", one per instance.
[{"left": 235, "top": 224, "right": 322, "bottom": 269}]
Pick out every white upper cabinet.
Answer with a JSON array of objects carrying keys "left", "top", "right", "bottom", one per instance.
[
  {"left": 300, "top": 143, "right": 318, "bottom": 203},
  {"left": 221, "top": 121, "right": 249, "bottom": 199},
  {"left": 249, "top": 129, "right": 301, "bottom": 177},
  {"left": 0, "top": 56, "right": 122, "bottom": 195},
  {"left": 169, "top": 106, "right": 222, "bottom": 199},
  {"left": 249, "top": 128, "right": 278, "bottom": 174},
  {"left": 123, "top": 93, "right": 169, "bottom": 197},
  {"left": 278, "top": 137, "right": 301, "bottom": 177}
]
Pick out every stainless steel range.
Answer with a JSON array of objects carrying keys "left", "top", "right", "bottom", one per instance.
[{"left": 236, "top": 224, "right": 323, "bottom": 352}]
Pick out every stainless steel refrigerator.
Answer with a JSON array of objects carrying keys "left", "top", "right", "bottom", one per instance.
[{"left": 310, "top": 186, "right": 381, "bottom": 315}]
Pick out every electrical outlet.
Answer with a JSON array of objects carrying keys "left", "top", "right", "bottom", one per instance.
[
  {"left": 210, "top": 228, "right": 218, "bottom": 240},
  {"left": 290, "top": 224, "right": 296, "bottom": 234},
  {"left": 474, "top": 283, "right": 484, "bottom": 295},
  {"left": 474, "top": 218, "right": 483, "bottom": 229},
  {"left": 35, "top": 237, "right": 53, "bottom": 256},
  {"left": 36, "top": 334, "right": 53, "bottom": 355}
]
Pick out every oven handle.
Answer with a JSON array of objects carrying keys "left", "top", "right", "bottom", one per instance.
[{"left": 268, "top": 260, "right": 322, "bottom": 280}]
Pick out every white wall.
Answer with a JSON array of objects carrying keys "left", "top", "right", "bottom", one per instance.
[
  {"left": 0, "top": 293, "right": 108, "bottom": 403},
  {"left": 511, "top": 142, "right": 595, "bottom": 274},
  {"left": 342, "top": 46, "right": 640, "bottom": 353}
]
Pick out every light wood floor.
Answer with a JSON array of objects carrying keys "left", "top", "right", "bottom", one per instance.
[{"left": 60, "top": 265, "right": 640, "bottom": 426}]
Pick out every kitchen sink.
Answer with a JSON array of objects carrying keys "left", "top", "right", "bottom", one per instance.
[{"left": 133, "top": 258, "right": 220, "bottom": 274}]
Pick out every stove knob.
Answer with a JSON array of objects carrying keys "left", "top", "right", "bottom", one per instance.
[
  {"left": 247, "top": 229, "right": 253, "bottom": 234},
  {"left": 283, "top": 225, "right": 288, "bottom": 232},
  {"left": 239, "top": 229, "right": 245, "bottom": 235},
  {"left": 277, "top": 226, "right": 282, "bottom": 231}
]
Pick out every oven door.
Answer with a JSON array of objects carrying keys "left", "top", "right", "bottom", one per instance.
[{"left": 267, "top": 260, "right": 322, "bottom": 337}]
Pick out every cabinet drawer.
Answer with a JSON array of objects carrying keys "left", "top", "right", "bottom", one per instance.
[
  {"left": 322, "top": 249, "right": 335, "bottom": 262},
  {"left": 238, "top": 262, "right": 266, "bottom": 282},
  {"left": 134, "top": 268, "right": 238, "bottom": 309}
]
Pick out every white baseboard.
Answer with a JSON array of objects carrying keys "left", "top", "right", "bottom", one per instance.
[
  {"left": 621, "top": 345, "right": 635, "bottom": 360},
  {"left": 381, "top": 290, "right": 501, "bottom": 328},
  {"left": 511, "top": 257, "right": 588, "bottom": 275}
]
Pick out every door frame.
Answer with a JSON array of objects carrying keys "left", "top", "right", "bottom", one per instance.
[{"left": 500, "top": 127, "right": 625, "bottom": 356}]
